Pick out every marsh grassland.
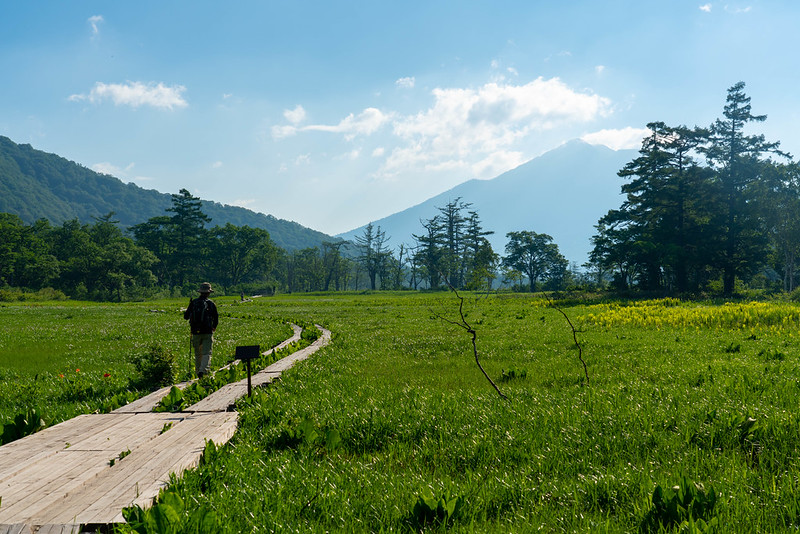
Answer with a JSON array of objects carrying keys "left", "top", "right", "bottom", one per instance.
[{"left": 3, "top": 293, "right": 800, "bottom": 532}]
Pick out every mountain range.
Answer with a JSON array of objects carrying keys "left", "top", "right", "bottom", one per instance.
[
  {"left": 1, "top": 135, "right": 636, "bottom": 263},
  {"left": 337, "top": 139, "right": 637, "bottom": 265},
  {"left": 0, "top": 136, "right": 332, "bottom": 251}
]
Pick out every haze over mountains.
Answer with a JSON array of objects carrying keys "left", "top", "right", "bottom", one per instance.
[
  {"left": 0, "top": 136, "right": 332, "bottom": 251},
  {"left": 338, "top": 140, "right": 637, "bottom": 265},
  {"left": 1, "top": 135, "right": 636, "bottom": 263}
]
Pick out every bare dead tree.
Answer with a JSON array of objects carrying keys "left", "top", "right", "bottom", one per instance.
[
  {"left": 433, "top": 278, "right": 508, "bottom": 400},
  {"left": 544, "top": 292, "right": 589, "bottom": 385}
]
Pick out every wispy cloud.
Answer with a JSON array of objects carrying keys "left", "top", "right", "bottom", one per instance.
[
  {"left": 88, "top": 15, "right": 104, "bottom": 36},
  {"left": 581, "top": 127, "right": 650, "bottom": 150},
  {"left": 396, "top": 77, "right": 415, "bottom": 89},
  {"left": 724, "top": 4, "right": 752, "bottom": 13},
  {"left": 91, "top": 161, "right": 153, "bottom": 183},
  {"left": 273, "top": 107, "right": 392, "bottom": 140},
  {"left": 69, "top": 81, "right": 188, "bottom": 110},
  {"left": 699, "top": 4, "right": 712, "bottom": 12}
]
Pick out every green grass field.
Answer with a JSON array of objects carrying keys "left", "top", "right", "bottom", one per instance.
[
  {"left": 4, "top": 293, "right": 800, "bottom": 532},
  {"left": 0, "top": 298, "right": 293, "bottom": 427}
]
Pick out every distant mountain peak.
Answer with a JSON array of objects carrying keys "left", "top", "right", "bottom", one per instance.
[{"left": 338, "top": 140, "right": 637, "bottom": 264}]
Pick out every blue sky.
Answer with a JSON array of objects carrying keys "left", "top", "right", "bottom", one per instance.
[{"left": 1, "top": 1, "right": 797, "bottom": 236}]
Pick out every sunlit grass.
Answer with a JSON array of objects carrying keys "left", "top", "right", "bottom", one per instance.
[
  {"left": 0, "top": 297, "right": 292, "bottom": 428},
  {"left": 151, "top": 292, "right": 800, "bottom": 532},
  {"left": 7, "top": 293, "right": 800, "bottom": 531}
]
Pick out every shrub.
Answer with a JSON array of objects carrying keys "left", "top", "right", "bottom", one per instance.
[{"left": 132, "top": 343, "right": 177, "bottom": 390}]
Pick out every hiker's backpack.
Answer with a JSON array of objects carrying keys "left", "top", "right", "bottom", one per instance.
[{"left": 190, "top": 298, "right": 215, "bottom": 334}]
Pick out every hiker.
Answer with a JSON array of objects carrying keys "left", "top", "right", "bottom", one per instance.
[{"left": 184, "top": 282, "right": 219, "bottom": 378}]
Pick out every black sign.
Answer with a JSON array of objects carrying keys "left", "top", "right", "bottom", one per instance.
[{"left": 235, "top": 345, "right": 261, "bottom": 361}]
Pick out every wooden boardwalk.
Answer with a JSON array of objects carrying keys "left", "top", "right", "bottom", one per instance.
[{"left": 0, "top": 324, "right": 330, "bottom": 533}]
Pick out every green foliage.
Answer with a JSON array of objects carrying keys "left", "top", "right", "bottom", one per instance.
[
  {"left": 500, "top": 366, "right": 528, "bottom": 382},
  {"left": 0, "top": 135, "right": 331, "bottom": 253},
  {"left": 412, "top": 487, "right": 465, "bottom": 528},
  {"left": 132, "top": 343, "right": 178, "bottom": 389},
  {"left": 0, "top": 287, "right": 67, "bottom": 302},
  {"left": 1, "top": 407, "right": 45, "bottom": 445},
  {"left": 120, "top": 489, "right": 219, "bottom": 534},
  {"left": 153, "top": 386, "right": 188, "bottom": 413},
  {"left": 642, "top": 476, "right": 718, "bottom": 532}
]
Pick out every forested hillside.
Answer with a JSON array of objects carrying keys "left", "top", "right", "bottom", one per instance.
[{"left": 0, "top": 136, "right": 332, "bottom": 251}]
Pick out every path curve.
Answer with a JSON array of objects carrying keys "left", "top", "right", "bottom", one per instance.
[{"left": 0, "top": 324, "right": 331, "bottom": 532}]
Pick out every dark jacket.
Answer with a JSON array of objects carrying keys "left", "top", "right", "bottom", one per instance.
[{"left": 184, "top": 296, "right": 219, "bottom": 335}]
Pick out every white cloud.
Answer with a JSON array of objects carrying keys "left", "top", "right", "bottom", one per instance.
[
  {"left": 283, "top": 104, "right": 306, "bottom": 124},
  {"left": 699, "top": 3, "right": 712, "bottom": 12},
  {"left": 271, "top": 124, "right": 298, "bottom": 139},
  {"left": 212, "top": 161, "right": 223, "bottom": 169},
  {"left": 595, "top": 65, "right": 606, "bottom": 74},
  {"left": 274, "top": 107, "right": 392, "bottom": 140},
  {"left": 69, "top": 81, "right": 188, "bottom": 110},
  {"left": 91, "top": 161, "right": 135, "bottom": 176},
  {"left": 337, "top": 149, "right": 360, "bottom": 161},
  {"left": 88, "top": 15, "right": 103, "bottom": 36},
  {"left": 91, "top": 162, "right": 122, "bottom": 176},
  {"left": 581, "top": 127, "right": 650, "bottom": 150},
  {"left": 385, "top": 77, "right": 612, "bottom": 178},
  {"left": 272, "top": 77, "right": 613, "bottom": 182},
  {"left": 396, "top": 77, "right": 415, "bottom": 89},
  {"left": 724, "top": 4, "right": 751, "bottom": 13}
]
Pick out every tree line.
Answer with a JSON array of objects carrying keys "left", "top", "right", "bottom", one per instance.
[
  {"left": 4, "top": 81, "right": 794, "bottom": 300},
  {"left": 589, "top": 82, "right": 797, "bottom": 296},
  {"left": 0, "top": 189, "right": 572, "bottom": 300}
]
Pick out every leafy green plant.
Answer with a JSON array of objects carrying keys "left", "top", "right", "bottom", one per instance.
[
  {"left": 120, "top": 489, "right": 219, "bottom": 533},
  {"left": 132, "top": 343, "right": 177, "bottom": 389},
  {"left": 411, "top": 487, "right": 465, "bottom": 527},
  {"left": 723, "top": 341, "right": 741, "bottom": 353},
  {"left": 759, "top": 348, "right": 785, "bottom": 361},
  {"left": 1, "top": 408, "right": 45, "bottom": 445},
  {"left": 642, "top": 476, "right": 718, "bottom": 532},
  {"left": 500, "top": 367, "right": 528, "bottom": 382},
  {"left": 109, "top": 448, "right": 131, "bottom": 467},
  {"left": 153, "top": 386, "right": 187, "bottom": 413}
]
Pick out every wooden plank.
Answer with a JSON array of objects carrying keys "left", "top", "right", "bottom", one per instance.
[
  {"left": 0, "top": 413, "right": 186, "bottom": 523},
  {"left": 0, "top": 415, "right": 107, "bottom": 478},
  {"left": 0, "top": 450, "right": 109, "bottom": 522},
  {"left": 0, "top": 524, "right": 32, "bottom": 534},
  {"left": 33, "top": 526, "right": 81, "bottom": 534},
  {"left": 250, "top": 371, "right": 279, "bottom": 387},
  {"left": 185, "top": 383, "right": 248, "bottom": 412},
  {"left": 31, "top": 413, "right": 238, "bottom": 524},
  {"left": 113, "top": 380, "right": 194, "bottom": 413}
]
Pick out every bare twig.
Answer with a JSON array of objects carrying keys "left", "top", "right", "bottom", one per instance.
[
  {"left": 544, "top": 292, "right": 589, "bottom": 385},
  {"left": 433, "top": 277, "right": 508, "bottom": 400}
]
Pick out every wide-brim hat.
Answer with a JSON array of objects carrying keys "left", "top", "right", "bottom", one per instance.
[{"left": 198, "top": 282, "right": 214, "bottom": 293}]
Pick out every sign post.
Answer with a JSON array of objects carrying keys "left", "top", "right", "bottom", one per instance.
[{"left": 235, "top": 345, "right": 261, "bottom": 397}]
